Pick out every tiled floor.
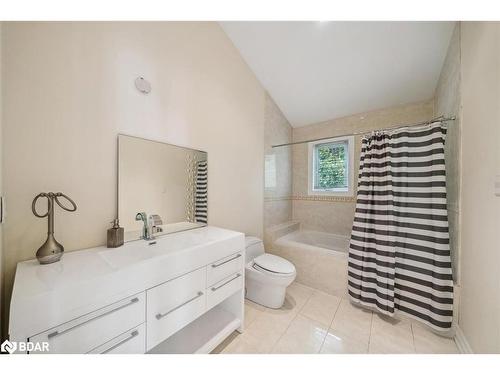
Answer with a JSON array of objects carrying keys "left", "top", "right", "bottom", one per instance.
[{"left": 213, "top": 282, "right": 459, "bottom": 354}]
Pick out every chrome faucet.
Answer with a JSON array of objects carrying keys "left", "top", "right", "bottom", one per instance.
[{"left": 135, "top": 212, "right": 154, "bottom": 240}]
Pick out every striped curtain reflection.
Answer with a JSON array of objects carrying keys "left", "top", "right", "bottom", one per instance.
[
  {"left": 348, "top": 121, "right": 454, "bottom": 331},
  {"left": 194, "top": 160, "right": 208, "bottom": 224}
]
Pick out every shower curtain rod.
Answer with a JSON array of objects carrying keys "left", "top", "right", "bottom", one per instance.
[{"left": 271, "top": 115, "right": 456, "bottom": 148}]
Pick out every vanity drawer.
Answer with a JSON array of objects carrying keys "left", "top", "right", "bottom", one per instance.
[
  {"left": 146, "top": 267, "right": 206, "bottom": 350},
  {"left": 206, "top": 272, "right": 243, "bottom": 310},
  {"left": 88, "top": 324, "right": 146, "bottom": 354},
  {"left": 29, "top": 292, "right": 145, "bottom": 354},
  {"left": 207, "top": 252, "right": 243, "bottom": 286}
]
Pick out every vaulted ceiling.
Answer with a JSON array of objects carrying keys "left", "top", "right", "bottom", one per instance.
[{"left": 221, "top": 21, "right": 455, "bottom": 127}]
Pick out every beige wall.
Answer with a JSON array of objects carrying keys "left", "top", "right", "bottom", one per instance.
[
  {"left": 291, "top": 100, "right": 434, "bottom": 236},
  {"left": 434, "top": 24, "right": 462, "bottom": 283},
  {"left": 1, "top": 22, "right": 265, "bottom": 335},
  {"left": 458, "top": 21, "right": 500, "bottom": 353},
  {"left": 263, "top": 93, "right": 293, "bottom": 245}
]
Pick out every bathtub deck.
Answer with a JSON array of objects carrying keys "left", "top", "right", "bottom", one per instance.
[{"left": 212, "top": 282, "right": 459, "bottom": 354}]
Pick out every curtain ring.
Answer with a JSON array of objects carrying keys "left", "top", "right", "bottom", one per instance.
[
  {"left": 54, "top": 193, "right": 77, "bottom": 212},
  {"left": 32, "top": 193, "right": 51, "bottom": 218}
]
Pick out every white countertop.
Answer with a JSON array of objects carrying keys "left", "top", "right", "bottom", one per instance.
[
  {"left": 123, "top": 221, "right": 205, "bottom": 242},
  {"left": 9, "top": 226, "right": 244, "bottom": 340}
]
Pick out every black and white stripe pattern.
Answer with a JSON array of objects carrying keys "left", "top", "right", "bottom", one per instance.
[
  {"left": 195, "top": 160, "right": 207, "bottom": 224},
  {"left": 348, "top": 122, "right": 453, "bottom": 331}
]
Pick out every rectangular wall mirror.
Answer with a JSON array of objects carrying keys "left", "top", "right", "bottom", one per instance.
[{"left": 118, "top": 134, "right": 208, "bottom": 242}]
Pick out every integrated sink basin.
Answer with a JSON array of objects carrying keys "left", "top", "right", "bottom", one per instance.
[{"left": 98, "top": 227, "right": 232, "bottom": 269}]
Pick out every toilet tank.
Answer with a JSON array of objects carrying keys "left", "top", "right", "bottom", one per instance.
[{"left": 245, "top": 236, "right": 265, "bottom": 263}]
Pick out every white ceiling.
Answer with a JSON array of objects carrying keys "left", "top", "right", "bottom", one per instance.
[{"left": 220, "top": 21, "right": 455, "bottom": 127}]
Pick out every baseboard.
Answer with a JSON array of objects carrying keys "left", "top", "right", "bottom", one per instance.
[{"left": 454, "top": 325, "right": 473, "bottom": 354}]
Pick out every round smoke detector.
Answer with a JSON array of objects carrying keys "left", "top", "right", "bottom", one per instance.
[{"left": 135, "top": 77, "right": 151, "bottom": 94}]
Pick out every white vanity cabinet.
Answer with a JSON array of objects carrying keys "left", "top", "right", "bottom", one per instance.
[
  {"left": 207, "top": 252, "right": 244, "bottom": 286},
  {"left": 146, "top": 267, "right": 207, "bottom": 350},
  {"left": 89, "top": 324, "right": 146, "bottom": 354},
  {"left": 207, "top": 272, "right": 244, "bottom": 310},
  {"left": 9, "top": 226, "right": 245, "bottom": 354},
  {"left": 29, "top": 292, "right": 146, "bottom": 354}
]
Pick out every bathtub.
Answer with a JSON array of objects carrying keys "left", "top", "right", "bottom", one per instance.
[{"left": 271, "top": 230, "right": 349, "bottom": 297}]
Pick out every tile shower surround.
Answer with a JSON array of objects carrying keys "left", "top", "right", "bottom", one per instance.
[
  {"left": 264, "top": 99, "right": 436, "bottom": 241},
  {"left": 290, "top": 100, "right": 434, "bottom": 236}
]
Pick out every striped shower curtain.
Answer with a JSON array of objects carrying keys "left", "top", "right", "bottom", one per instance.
[{"left": 348, "top": 122, "right": 454, "bottom": 331}]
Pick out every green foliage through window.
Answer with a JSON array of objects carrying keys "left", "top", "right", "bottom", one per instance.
[{"left": 314, "top": 141, "right": 348, "bottom": 190}]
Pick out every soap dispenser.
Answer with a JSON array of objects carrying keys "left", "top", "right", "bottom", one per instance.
[{"left": 107, "top": 219, "right": 124, "bottom": 248}]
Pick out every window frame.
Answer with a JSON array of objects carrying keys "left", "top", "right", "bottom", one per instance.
[
  {"left": 264, "top": 154, "right": 277, "bottom": 191},
  {"left": 307, "top": 135, "right": 355, "bottom": 197}
]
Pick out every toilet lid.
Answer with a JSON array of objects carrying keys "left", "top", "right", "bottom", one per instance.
[{"left": 253, "top": 254, "right": 295, "bottom": 274}]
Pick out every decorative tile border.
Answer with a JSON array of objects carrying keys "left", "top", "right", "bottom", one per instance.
[
  {"left": 292, "top": 195, "right": 356, "bottom": 203},
  {"left": 264, "top": 195, "right": 356, "bottom": 203},
  {"left": 264, "top": 196, "right": 293, "bottom": 202}
]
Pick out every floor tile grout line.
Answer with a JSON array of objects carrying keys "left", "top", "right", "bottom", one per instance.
[
  {"left": 329, "top": 296, "right": 345, "bottom": 329},
  {"left": 317, "top": 297, "right": 342, "bottom": 353},
  {"left": 243, "top": 283, "right": 314, "bottom": 348},
  {"left": 270, "top": 286, "right": 315, "bottom": 353},
  {"left": 410, "top": 323, "right": 416, "bottom": 353},
  {"left": 299, "top": 302, "right": 338, "bottom": 353},
  {"left": 296, "top": 287, "right": 343, "bottom": 354},
  {"left": 365, "top": 309, "right": 374, "bottom": 353},
  {"left": 241, "top": 307, "right": 286, "bottom": 354},
  {"left": 277, "top": 283, "right": 347, "bottom": 353},
  {"left": 241, "top": 304, "right": 261, "bottom": 332}
]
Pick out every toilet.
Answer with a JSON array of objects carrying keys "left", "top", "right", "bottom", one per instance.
[{"left": 244, "top": 236, "right": 296, "bottom": 309}]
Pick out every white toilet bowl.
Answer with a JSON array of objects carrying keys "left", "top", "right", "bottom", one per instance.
[{"left": 245, "top": 236, "right": 296, "bottom": 309}]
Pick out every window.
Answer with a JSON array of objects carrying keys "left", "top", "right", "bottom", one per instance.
[
  {"left": 264, "top": 154, "right": 277, "bottom": 190},
  {"left": 308, "top": 136, "right": 354, "bottom": 196}
]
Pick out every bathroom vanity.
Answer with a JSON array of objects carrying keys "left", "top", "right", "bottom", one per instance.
[{"left": 9, "top": 226, "right": 245, "bottom": 354}]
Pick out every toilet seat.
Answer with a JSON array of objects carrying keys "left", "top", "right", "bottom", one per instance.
[{"left": 252, "top": 254, "right": 295, "bottom": 275}]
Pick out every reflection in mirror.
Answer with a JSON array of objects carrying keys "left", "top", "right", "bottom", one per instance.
[{"left": 118, "top": 135, "right": 207, "bottom": 242}]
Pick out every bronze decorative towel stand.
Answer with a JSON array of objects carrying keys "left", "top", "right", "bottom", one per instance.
[{"left": 32, "top": 192, "right": 77, "bottom": 264}]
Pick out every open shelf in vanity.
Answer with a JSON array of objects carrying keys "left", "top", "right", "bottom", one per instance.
[
  {"left": 9, "top": 226, "right": 246, "bottom": 354},
  {"left": 148, "top": 293, "right": 242, "bottom": 354}
]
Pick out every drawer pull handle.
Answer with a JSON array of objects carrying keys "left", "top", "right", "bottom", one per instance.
[
  {"left": 47, "top": 297, "right": 140, "bottom": 339},
  {"left": 101, "top": 330, "right": 139, "bottom": 354},
  {"left": 155, "top": 291, "right": 204, "bottom": 320},
  {"left": 211, "top": 273, "right": 241, "bottom": 291},
  {"left": 211, "top": 253, "right": 242, "bottom": 268}
]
